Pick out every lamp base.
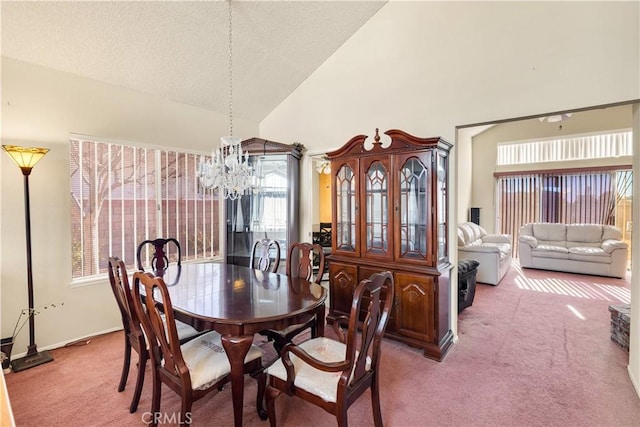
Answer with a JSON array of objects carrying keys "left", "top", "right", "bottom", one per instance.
[{"left": 10, "top": 350, "right": 53, "bottom": 372}]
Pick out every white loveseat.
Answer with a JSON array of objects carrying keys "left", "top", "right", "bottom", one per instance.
[
  {"left": 457, "top": 222, "right": 512, "bottom": 286},
  {"left": 518, "top": 223, "right": 628, "bottom": 278}
]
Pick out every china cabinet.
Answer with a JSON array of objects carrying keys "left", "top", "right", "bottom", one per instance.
[
  {"left": 226, "top": 138, "right": 302, "bottom": 272},
  {"left": 326, "top": 129, "right": 452, "bottom": 360}
]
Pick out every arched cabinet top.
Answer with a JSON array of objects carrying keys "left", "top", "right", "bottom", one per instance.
[{"left": 326, "top": 128, "right": 451, "bottom": 160}]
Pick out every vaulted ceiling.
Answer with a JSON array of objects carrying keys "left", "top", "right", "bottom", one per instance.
[{"left": 1, "top": 1, "right": 387, "bottom": 122}]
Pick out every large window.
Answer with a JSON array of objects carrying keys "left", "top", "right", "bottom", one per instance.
[{"left": 70, "top": 138, "right": 219, "bottom": 281}]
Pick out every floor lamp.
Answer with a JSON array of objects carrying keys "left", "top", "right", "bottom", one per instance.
[{"left": 2, "top": 144, "right": 52, "bottom": 372}]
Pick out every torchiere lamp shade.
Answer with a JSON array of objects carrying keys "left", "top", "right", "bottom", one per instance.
[{"left": 2, "top": 145, "right": 49, "bottom": 174}]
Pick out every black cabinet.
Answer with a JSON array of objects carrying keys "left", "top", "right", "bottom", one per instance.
[{"left": 226, "top": 139, "right": 303, "bottom": 272}]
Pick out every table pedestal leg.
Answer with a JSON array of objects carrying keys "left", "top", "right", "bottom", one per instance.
[
  {"left": 316, "top": 303, "right": 326, "bottom": 337},
  {"left": 221, "top": 335, "right": 253, "bottom": 427}
]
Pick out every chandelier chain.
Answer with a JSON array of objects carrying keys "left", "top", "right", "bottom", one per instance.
[
  {"left": 227, "top": 0, "right": 233, "bottom": 137},
  {"left": 196, "top": 0, "right": 253, "bottom": 200}
]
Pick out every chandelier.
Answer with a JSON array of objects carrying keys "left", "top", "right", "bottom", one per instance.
[
  {"left": 316, "top": 158, "right": 331, "bottom": 175},
  {"left": 198, "top": 0, "right": 252, "bottom": 200}
]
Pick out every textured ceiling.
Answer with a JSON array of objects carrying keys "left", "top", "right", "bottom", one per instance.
[{"left": 1, "top": 1, "right": 386, "bottom": 122}]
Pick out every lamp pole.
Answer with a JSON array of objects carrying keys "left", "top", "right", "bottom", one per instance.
[
  {"left": 2, "top": 145, "right": 52, "bottom": 372},
  {"left": 22, "top": 168, "right": 37, "bottom": 356}
]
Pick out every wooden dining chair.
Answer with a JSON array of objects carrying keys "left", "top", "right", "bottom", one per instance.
[
  {"left": 107, "top": 257, "right": 201, "bottom": 413},
  {"left": 262, "top": 271, "right": 394, "bottom": 427},
  {"left": 287, "top": 241, "right": 326, "bottom": 284},
  {"left": 131, "top": 271, "right": 264, "bottom": 426},
  {"left": 249, "top": 238, "right": 281, "bottom": 273},
  {"left": 136, "top": 237, "right": 181, "bottom": 277},
  {"left": 260, "top": 242, "right": 327, "bottom": 354},
  {"left": 107, "top": 257, "right": 148, "bottom": 413}
]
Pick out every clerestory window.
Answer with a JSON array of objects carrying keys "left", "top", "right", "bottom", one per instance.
[{"left": 497, "top": 130, "right": 632, "bottom": 165}]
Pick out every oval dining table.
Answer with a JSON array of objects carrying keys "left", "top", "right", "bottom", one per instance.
[{"left": 157, "top": 262, "right": 326, "bottom": 427}]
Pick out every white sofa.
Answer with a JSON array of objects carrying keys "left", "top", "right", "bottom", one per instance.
[
  {"left": 457, "top": 222, "right": 512, "bottom": 286},
  {"left": 518, "top": 223, "right": 628, "bottom": 278}
]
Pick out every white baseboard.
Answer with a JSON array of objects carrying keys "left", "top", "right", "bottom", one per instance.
[{"left": 9, "top": 326, "right": 123, "bottom": 360}]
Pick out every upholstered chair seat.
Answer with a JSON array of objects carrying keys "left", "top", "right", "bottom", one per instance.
[
  {"left": 139, "top": 314, "right": 200, "bottom": 350},
  {"left": 179, "top": 330, "right": 263, "bottom": 391},
  {"left": 265, "top": 337, "right": 370, "bottom": 403}
]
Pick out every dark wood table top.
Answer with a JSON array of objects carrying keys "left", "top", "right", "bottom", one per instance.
[{"left": 161, "top": 262, "right": 326, "bottom": 335}]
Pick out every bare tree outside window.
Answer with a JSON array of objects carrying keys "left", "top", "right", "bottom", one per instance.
[{"left": 70, "top": 139, "right": 219, "bottom": 279}]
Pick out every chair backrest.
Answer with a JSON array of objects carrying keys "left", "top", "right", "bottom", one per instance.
[
  {"left": 107, "top": 257, "right": 145, "bottom": 348},
  {"left": 319, "top": 222, "right": 332, "bottom": 234},
  {"left": 250, "top": 239, "right": 281, "bottom": 273},
  {"left": 286, "top": 242, "right": 325, "bottom": 284},
  {"left": 344, "top": 271, "right": 394, "bottom": 388},
  {"left": 131, "top": 271, "right": 190, "bottom": 388},
  {"left": 136, "top": 238, "right": 182, "bottom": 276}
]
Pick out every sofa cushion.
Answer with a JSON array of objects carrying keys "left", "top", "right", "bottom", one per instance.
[
  {"left": 603, "top": 225, "right": 623, "bottom": 240},
  {"left": 536, "top": 244, "right": 568, "bottom": 254},
  {"left": 531, "top": 249, "right": 569, "bottom": 260},
  {"left": 566, "top": 224, "right": 602, "bottom": 243},
  {"left": 568, "top": 247, "right": 610, "bottom": 263},
  {"left": 532, "top": 245, "right": 569, "bottom": 260},
  {"left": 519, "top": 223, "right": 533, "bottom": 237},
  {"left": 457, "top": 228, "right": 465, "bottom": 246},
  {"left": 532, "top": 223, "right": 566, "bottom": 242},
  {"left": 459, "top": 222, "right": 486, "bottom": 246}
]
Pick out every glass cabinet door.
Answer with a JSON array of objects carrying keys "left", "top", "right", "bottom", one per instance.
[
  {"left": 362, "top": 157, "right": 392, "bottom": 259},
  {"left": 436, "top": 150, "right": 448, "bottom": 264},
  {"left": 224, "top": 139, "right": 302, "bottom": 271},
  {"left": 333, "top": 160, "right": 359, "bottom": 256},
  {"left": 395, "top": 152, "right": 433, "bottom": 265},
  {"left": 226, "top": 154, "right": 289, "bottom": 269}
]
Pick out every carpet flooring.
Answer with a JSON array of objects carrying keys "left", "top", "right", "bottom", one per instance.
[{"left": 5, "top": 261, "right": 640, "bottom": 426}]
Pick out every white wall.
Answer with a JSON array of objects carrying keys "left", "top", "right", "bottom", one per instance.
[
  {"left": 456, "top": 125, "right": 493, "bottom": 224},
  {"left": 630, "top": 103, "right": 640, "bottom": 397},
  {"left": 0, "top": 58, "right": 259, "bottom": 353},
  {"left": 259, "top": 1, "right": 640, "bottom": 392}
]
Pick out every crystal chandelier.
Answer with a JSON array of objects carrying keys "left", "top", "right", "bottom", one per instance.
[
  {"left": 316, "top": 158, "right": 331, "bottom": 175},
  {"left": 198, "top": 0, "right": 252, "bottom": 200}
]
